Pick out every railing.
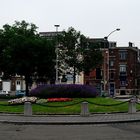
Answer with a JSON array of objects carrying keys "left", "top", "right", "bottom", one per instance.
[
  {"left": 1, "top": 96, "right": 140, "bottom": 116},
  {"left": 24, "top": 96, "right": 140, "bottom": 116}
]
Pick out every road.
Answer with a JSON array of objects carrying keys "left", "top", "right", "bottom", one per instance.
[{"left": 0, "top": 122, "right": 140, "bottom": 140}]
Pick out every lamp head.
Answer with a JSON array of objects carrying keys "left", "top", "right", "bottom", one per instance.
[
  {"left": 116, "top": 28, "right": 120, "bottom": 31},
  {"left": 54, "top": 25, "right": 60, "bottom": 27}
]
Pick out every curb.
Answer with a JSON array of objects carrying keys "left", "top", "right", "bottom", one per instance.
[
  {"left": 1, "top": 118, "right": 140, "bottom": 125},
  {"left": 1, "top": 119, "right": 140, "bottom": 125},
  {"left": 0, "top": 113, "right": 140, "bottom": 125}
]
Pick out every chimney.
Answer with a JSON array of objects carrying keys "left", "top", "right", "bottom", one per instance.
[{"left": 129, "top": 42, "right": 133, "bottom": 47}]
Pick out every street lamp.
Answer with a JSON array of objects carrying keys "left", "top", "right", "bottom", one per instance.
[
  {"left": 103, "top": 28, "right": 120, "bottom": 96},
  {"left": 54, "top": 25, "right": 60, "bottom": 84},
  {"left": 104, "top": 28, "right": 120, "bottom": 40}
]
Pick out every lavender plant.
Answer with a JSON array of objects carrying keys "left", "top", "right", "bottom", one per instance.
[{"left": 29, "top": 84, "right": 97, "bottom": 98}]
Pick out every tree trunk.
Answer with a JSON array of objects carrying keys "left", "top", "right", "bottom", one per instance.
[
  {"left": 73, "top": 66, "right": 76, "bottom": 84},
  {"left": 25, "top": 75, "right": 29, "bottom": 96}
]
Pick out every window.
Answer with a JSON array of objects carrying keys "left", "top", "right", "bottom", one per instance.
[
  {"left": 119, "top": 51, "right": 127, "bottom": 60},
  {"left": 17, "top": 81, "right": 21, "bottom": 85},
  {"left": 109, "top": 60, "right": 114, "bottom": 67},
  {"left": 110, "top": 72, "right": 114, "bottom": 79},
  {"left": 96, "top": 68, "right": 102, "bottom": 79},
  {"left": 120, "top": 80, "right": 127, "bottom": 86},
  {"left": 120, "top": 64, "right": 126, "bottom": 72}
]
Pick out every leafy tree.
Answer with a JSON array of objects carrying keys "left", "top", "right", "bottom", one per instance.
[
  {"left": 58, "top": 27, "right": 103, "bottom": 84},
  {"left": 82, "top": 40, "right": 103, "bottom": 74},
  {"left": 0, "top": 21, "right": 55, "bottom": 96}
]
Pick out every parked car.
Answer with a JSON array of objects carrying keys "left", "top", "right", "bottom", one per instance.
[
  {"left": 15, "top": 90, "right": 26, "bottom": 97},
  {"left": 0, "top": 91, "right": 10, "bottom": 96}
]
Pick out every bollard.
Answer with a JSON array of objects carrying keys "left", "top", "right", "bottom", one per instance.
[
  {"left": 128, "top": 97, "right": 137, "bottom": 114},
  {"left": 24, "top": 102, "right": 32, "bottom": 116},
  {"left": 80, "top": 102, "right": 90, "bottom": 117}
]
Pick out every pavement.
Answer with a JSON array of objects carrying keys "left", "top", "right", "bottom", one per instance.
[{"left": 0, "top": 112, "right": 140, "bottom": 125}]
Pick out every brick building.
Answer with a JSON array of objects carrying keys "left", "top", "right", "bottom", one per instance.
[
  {"left": 84, "top": 38, "right": 116, "bottom": 96},
  {"left": 84, "top": 41, "right": 140, "bottom": 96},
  {"left": 109, "top": 45, "right": 140, "bottom": 95}
]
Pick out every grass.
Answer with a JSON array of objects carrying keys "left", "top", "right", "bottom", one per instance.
[
  {"left": 0, "top": 97, "right": 140, "bottom": 114},
  {"left": 0, "top": 101, "right": 23, "bottom": 113}
]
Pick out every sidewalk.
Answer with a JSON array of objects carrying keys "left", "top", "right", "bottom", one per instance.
[{"left": 0, "top": 113, "right": 140, "bottom": 125}]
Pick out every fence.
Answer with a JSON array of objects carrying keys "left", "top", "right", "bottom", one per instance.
[
  {"left": 0, "top": 96, "right": 140, "bottom": 116},
  {"left": 24, "top": 96, "right": 140, "bottom": 116}
]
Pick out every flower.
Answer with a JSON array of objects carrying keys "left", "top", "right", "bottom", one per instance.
[
  {"left": 8, "top": 97, "right": 37, "bottom": 105},
  {"left": 47, "top": 98, "right": 72, "bottom": 102}
]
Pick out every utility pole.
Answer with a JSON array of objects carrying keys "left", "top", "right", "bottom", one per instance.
[
  {"left": 103, "top": 28, "right": 120, "bottom": 95},
  {"left": 54, "top": 25, "right": 60, "bottom": 84}
]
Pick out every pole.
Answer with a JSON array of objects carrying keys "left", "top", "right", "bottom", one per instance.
[
  {"left": 54, "top": 25, "right": 60, "bottom": 84},
  {"left": 103, "top": 28, "right": 120, "bottom": 95}
]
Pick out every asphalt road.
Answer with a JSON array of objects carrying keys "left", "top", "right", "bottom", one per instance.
[{"left": 0, "top": 122, "right": 140, "bottom": 140}]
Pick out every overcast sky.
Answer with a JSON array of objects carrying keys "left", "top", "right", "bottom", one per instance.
[{"left": 0, "top": 0, "right": 140, "bottom": 47}]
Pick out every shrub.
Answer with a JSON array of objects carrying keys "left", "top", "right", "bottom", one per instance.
[
  {"left": 29, "top": 84, "right": 97, "bottom": 98},
  {"left": 36, "top": 99, "right": 48, "bottom": 104}
]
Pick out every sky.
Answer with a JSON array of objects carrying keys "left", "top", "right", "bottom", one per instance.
[{"left": 0, "top": 0, "right": 140, "bottom": 47}]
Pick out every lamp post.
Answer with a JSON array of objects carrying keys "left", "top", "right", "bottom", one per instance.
[
  {"left": 104, "top": 28, "right": 120, "bottom": 40},
  {"left": 54, "top": 25, "right": 60, "bottom": 84},
  {"left": 103, "top": 28, "right": 120, "bottom": 96}
]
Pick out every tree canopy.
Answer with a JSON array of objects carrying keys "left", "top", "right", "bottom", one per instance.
[
  {"left": 0, "top": 21, "right": 103, "bottom": 94},
  {"left": 0, "top": 20, "right": 56, "bottom": 95},
  {"left": 57, "top": 27, "right": 103, "bottom": 84}
]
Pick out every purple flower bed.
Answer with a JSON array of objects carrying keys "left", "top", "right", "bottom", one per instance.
[{"left": 29, "top": 84, "right": 97, "bottom": 98}]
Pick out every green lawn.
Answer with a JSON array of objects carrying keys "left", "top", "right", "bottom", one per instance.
[{"left": 0, "top": 97, "right": 139, "bottom": 114}]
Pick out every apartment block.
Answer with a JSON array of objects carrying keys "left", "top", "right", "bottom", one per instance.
[
  {"left": 84, "top": 40, "right": 140, "bottom": 96},
  {"left": 109, "top": 45, "right": 140, "bottom": 95}
]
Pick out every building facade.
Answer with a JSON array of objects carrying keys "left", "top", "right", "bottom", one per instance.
[
  {"left": 84, "top": 41, "right": 140, "bottom": 96},
  {"left": 109, "top": 45, "right": 140, "bottom": 95}
]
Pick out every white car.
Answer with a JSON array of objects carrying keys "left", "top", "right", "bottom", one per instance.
[{"left": 0, "top": 91, "right": 10, "bottom": 96}]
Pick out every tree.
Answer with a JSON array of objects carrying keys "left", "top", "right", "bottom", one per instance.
[
  {"left": 82, "top": 40, "right": 103, "bottom": 74},
  {"left": 0, "top": 21, "right": 56, "bottom": 96},
  {"left": 58, "top": 27, "right": 103, "bottom": 84}
]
